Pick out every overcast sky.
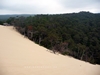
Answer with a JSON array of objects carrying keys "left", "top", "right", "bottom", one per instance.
[{"left": 0, "top": 0, "right": 100, "bottom": 14}]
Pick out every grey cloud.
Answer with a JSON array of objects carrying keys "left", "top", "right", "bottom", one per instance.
[
  {"left": 0, "top": 0, "right": 100, "bottom": 14},
  {"left": 58, "top": 0, "right": 99, "bottom": 8},
  {"left": 56, "top": 0, "right": 100, "bottom": 13}
]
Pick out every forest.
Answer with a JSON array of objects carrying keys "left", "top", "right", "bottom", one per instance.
[{"left": 5, "top": 11, "right": 100, "bottom": 64}]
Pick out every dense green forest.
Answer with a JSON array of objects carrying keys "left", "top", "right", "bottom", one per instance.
[{"left": 6, "top": 11, "right": 100, "bottom": 64}]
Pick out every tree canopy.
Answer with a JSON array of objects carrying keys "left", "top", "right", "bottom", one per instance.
[{"left": 6, "top": 11, "right": 100, "bottom": 64}]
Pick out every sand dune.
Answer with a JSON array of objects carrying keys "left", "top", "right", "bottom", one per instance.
[{"left": 0, "top": 25, "right": 100, "bottom": 75}]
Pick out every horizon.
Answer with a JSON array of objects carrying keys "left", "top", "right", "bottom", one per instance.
[{"left": 0, "top": 11, "right": 100, "bottom": 15}]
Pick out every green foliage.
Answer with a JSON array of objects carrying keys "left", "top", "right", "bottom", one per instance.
[{"left": 8, "top": 11, "right": 100, "bottom": 64}]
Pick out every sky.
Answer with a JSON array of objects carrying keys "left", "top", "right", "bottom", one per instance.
[{"left": 0, "top": 0, "right": 100, "bottom": 14}]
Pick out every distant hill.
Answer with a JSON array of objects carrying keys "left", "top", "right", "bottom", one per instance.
[{"left": 0, "top": 14, "right": 35, "bottom": 20}]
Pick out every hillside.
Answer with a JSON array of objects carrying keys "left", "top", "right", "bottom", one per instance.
[
  {"left": 8, "top": 11, "right": 100, "bottom": 64},
  {"left": 0, "top": 25, "right": 100, "bottom": 75}
]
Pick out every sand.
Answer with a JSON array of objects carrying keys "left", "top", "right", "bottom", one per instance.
[{"left": 0, "top": 25, "right": 100, "bottom": 75}]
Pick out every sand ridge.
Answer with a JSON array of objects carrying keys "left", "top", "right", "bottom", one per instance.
[{"left": 0, "top": 25, "right": 100, "bottom": 75}]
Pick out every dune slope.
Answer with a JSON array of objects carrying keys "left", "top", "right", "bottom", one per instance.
[{"left": 0, "top": 25, "right": 100, "bottom": 75}]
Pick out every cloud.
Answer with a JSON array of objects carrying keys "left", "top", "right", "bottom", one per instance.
[
  {"left": 0, "top": 0, "right": 64, "bottom": 14},
  {"left": 57, "top": 0, "right": 100, "bottom": 13},
  {"left": 0, "top": 0, "right": 100, "bottom": 14}
]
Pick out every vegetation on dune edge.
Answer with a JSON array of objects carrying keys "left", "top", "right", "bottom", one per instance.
[{"left": 4, "top": 11, "right": 100, "bottom": 64}]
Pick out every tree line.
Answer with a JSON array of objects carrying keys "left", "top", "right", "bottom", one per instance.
[{"left": 6, "top": 11, "right": 100, "bottom": 64}]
